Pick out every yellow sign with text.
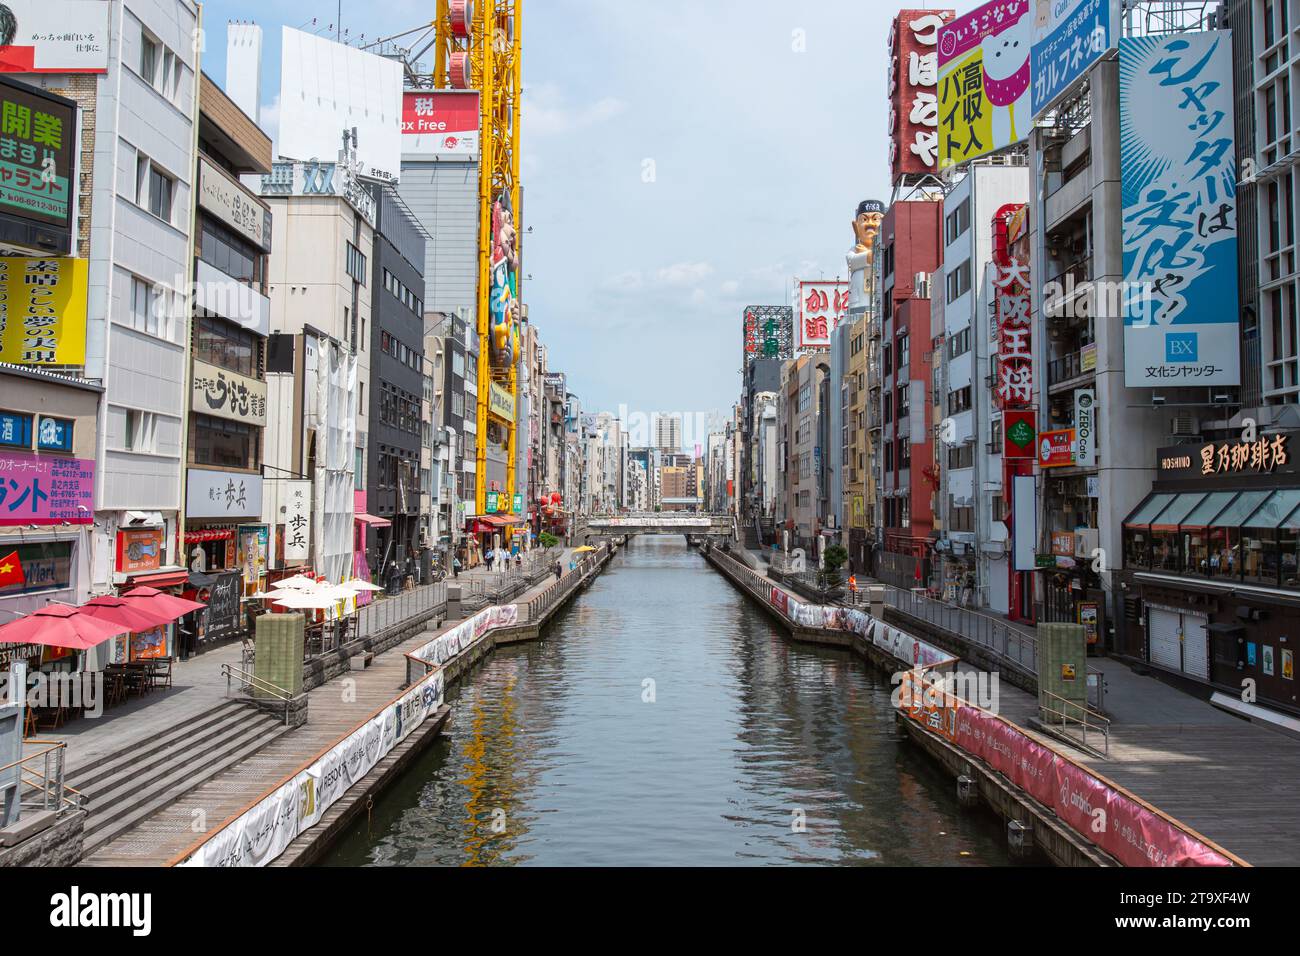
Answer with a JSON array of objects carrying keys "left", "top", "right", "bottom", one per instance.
[{"left": 0, "top": 257, "right": 88, "bottom": 366}]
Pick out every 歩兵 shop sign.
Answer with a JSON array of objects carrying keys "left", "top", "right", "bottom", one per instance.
[
  {"left": 0, "top": 450, "right": 93, "bottom": 525},
  {"left": 0, "top": 77, "right": 77, "bottom": 254},
  {"left": 0, "top": 1, "right": 110, "bottom": 73},
  {"left": 188, "top": 468, "right": 263, "bottom": 520},
  {"left": 282, "top": 480, "right": 312, "bottom": 564},
  {"left": 1038, "top": 428, "right": 1075, "bottom": 469},
  {"left": 0, "top": 256, "right": 88, "bottom": 365},
  {"left": 198, "top": 157, "right": 272, "bottom": 252},
  {"left": 1004, "top": 409, "right": 1036, "bottom": 459},
  {"left": 489, "top": 383, "right": 514, "bottom": 423},
  {"left": 116, "top": 527, "right": 164, "bottom": 574},
  {"left": 1074, "top": 389, "right": 1096, "bottom": 467},
  {"left": 191, "top": 359, "right": 267, "bottom": 426}
]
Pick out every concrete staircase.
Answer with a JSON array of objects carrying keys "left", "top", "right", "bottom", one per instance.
[{"left": 68, "top": 701, "right": 291, "bottom": 862}]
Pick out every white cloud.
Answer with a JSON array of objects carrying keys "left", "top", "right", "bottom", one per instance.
[
  {"left": 655, "top": 261, "right": 714, "bottom": 285},
  {"left": 524, "top": 83, "right": 628, "bottom": 137}
]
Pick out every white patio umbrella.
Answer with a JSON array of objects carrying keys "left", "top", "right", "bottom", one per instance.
[
  {"left": 268, "top": 590, "right": 339, "bottom": 611},
  {"left": 276, "top": 574, "right": 320, "bottom": 590},
  {"left": 343, "top": 578, "right": 384, "bottom": 592}
]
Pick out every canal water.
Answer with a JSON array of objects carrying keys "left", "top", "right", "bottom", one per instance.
[{"left": 320, "top": 536, "right": 1012, "bottom": 866}]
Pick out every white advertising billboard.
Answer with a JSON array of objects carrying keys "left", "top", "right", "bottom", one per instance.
[
  {"left": 0, "top": 1, "right": 110, "bottom": 73},
  {"left": 795, "top": 280, "right": 849, "bottom": 352},
  {"left": 278, "top": 27, "right": 403, "bottom": 183}
]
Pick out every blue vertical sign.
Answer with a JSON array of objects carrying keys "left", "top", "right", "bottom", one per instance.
[
  {"left": 1120, "top": 31, "right": 1241, "bottom": 388},
  {"left": 1031, "top": 0, "right": 1116, "bottom": 119}
]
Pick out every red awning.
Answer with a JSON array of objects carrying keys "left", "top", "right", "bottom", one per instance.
[
  {"left": 126, "top": 570, "right": 191, "bottom": 588},
  {"left": 354, "top": 512, "right": 392, "bottom": 528},
  {"left": 184, "top": 529, "right": 234, "bottom": 543},
  {"left": 478, "top": 514, "right": 524, "bottom": 528}
]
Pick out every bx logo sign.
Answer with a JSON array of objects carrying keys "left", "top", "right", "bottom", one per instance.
[{"left": 1165, "top": 332, "right": 1199, "bottom": 363}]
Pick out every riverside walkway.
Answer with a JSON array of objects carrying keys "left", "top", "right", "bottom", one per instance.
[
  {"left": 729, "top": 547, "right": 1298, "bottom": 866},
  {"left": 65, "top": 545, "right": 605, "bottom": 866}
]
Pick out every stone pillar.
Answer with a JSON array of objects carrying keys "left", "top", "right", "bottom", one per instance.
[{"left": 255, "top": 613, "right": 305, "bottom": 699}]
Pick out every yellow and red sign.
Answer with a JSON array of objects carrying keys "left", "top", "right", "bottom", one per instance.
[
  {"left": 1038, "top": 428, "right": 1075, "bottom": 469},
  {"left": 0, "top": 257, "right": 88, "bottom": 365}
]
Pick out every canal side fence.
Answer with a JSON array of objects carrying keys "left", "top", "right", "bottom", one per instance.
[{"left": 701, "top": 543, "right": 1244, "bottom": 868}]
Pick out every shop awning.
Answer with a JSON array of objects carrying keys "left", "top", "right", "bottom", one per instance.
[
  {"left": 185, "top": 528, "right": 234, "bottom": 543},
  {"left": 354, "top": 512, "right": 392, "bottom": 528},
  {"left": 125, "top": 569, "right": 191, "bottom": 588},
  {"left": 477, "top": 514, "right": 524, "bottom": 528},
  {"left": 1150, "top": 492, "right": 1208, "bottom": 532},
  {"left": 1123, "top": 492, "right": 1177, "bottom": 531}
]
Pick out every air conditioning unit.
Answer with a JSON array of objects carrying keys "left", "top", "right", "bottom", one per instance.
[{"left": 1170, "top": 411, "right": 1200, "bottom": 437}]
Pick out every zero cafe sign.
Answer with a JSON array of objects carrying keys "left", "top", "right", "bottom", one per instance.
[{"left": 1157, "top": 435, "right": 1294, "bottom": 479}]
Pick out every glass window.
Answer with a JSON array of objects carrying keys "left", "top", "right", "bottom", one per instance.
[
  {"left": 1149, "top": 493, "right": 1206, "bottom": 573},
  {"left": 190, "top": 414, "right": 258, "bottom": 470},
  {"left": 140, "top": 35, "right": 158, "bottom": 84},
  {"left": 1124, "top": 492, "right": 1177, "bottom": 528},
  {"left": 1181, "top": 491, "right": 1237, "bottom": 575}
]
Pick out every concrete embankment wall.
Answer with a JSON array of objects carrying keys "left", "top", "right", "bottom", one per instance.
[
  {"left": 172, "top": 547, "right": 616, "bottom": 868},
  {"left": 700, "top": 546, "right": 1115, "bottom": 868}
]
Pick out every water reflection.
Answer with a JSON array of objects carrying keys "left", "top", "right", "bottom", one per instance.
[{"left": 320, "top": 537, "right": 1011, "bottom": 866}]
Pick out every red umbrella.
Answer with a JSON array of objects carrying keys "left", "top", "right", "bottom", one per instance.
[
  {"left": 120, "top": 586, "right": 207, "bottom": 621},
  {"left": 0, "top": 604, "right": 128, "bottom": 649},
  {"left": 80, "top": 595, "right": 175, "bottom": 632}
]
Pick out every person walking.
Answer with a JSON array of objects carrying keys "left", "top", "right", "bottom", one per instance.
[
  {"left": 486, "top": 550, "right": 495, "bottom": 573},
  {"left": 452, "top": 553, "right": 462, "bottom": 578},
  {"left": 553, "top": 558, "right": 563, "bottom": 581}
]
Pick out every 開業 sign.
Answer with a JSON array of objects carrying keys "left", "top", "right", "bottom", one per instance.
[{"left": 0, "top": 76, "right": 76, "bottom": 254}]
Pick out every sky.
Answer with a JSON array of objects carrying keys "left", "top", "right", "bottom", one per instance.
[{"left": 197, "top": 0, "right": 983, "bottom": 428}]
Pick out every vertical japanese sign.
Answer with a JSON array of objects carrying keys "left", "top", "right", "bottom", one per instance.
[
  {"left": 1031, "top": 0, "right": 1117, "bottom": 119},
  {"left": 1120, "top": 31, "right": 1240, "bottom": 387},
  {"left": 888, "top": 9, "right": 955, "bottom": 183},
  {"left": 0, "top": 450, "right": 94, "bottom": 525},
  {"left": 283, "top": 480, "right": 312, "bottom": 563},
  {"left": 796, "top": 281, "right": 849, "bottom": 353},
  {"left": 992, "top": 256, "right": 1033, "bottom": 409},
  {"left": 0, "top": 257, "right": 87, "bottom": 365},
  {"left": 742, "top": 305, "right": 793, "bottom": 368},
  {"left": 937, "top": 0, "right": 1033, "bottom": 168},
  {"left": 0, "top": 77, "right": 75, "bottom": 253}
]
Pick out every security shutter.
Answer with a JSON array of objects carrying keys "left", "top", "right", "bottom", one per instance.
[
  {"left": 1147, "top": 608, "right": 1182, "bottom": 671},
  {"left": 1180, "top": 613, "right": 1210, "bottom": 680}
]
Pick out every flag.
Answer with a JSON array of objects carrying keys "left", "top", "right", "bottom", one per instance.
[{"left": 0, "top": 550, "right": 24, "bottom": 588}]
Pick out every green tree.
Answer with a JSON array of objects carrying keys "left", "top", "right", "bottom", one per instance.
[
  {"left": 822, "top": 544, "right": 849, "bottom": 590},
  {"left": 539, "top": 531, "right": 559, "bottom": 549}
]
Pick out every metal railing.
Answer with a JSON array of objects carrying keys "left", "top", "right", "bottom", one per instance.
[
  {"left": 1039, "top": 686, "right": 1110, "bottom": 755},
  {"left": 3, "top": 740, "right": 82, "bottom": 817},
  {"left": 220, "top": 663, "right": 303, "bottom": 727},
  {"left": 882, "top": 586, "right": 1038, "bottom": 672},
  {"left": 351, "top": 580, "right": 448, "bottom": 642},
  {"left": 1047, "top": 345, "right": 1095, "bottom": 388},
  {"left": 524, "top": 545, "right": 610, "bottom": 623}
]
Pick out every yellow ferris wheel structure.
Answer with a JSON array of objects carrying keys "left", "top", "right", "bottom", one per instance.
[{"left": 393, "top": 0, "right": 522, "bottom": 522}]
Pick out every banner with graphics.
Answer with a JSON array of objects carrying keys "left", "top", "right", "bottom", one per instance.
[
  {"left": 1031, "top": 0, "right": 1118, "bottom": 119},
  {"left": 176, "top": 606, "right": 525, "bottom": 867},
  {"left": 937, "top": 0, "right": 1033, "bottom": 169},
  {"left": 1120, "top": 31, "right": 1240, "bottom": 387}
]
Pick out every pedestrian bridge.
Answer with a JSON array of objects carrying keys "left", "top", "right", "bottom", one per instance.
[{"left": 586, "top": 514, "right": 734, "bottom": 536}]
